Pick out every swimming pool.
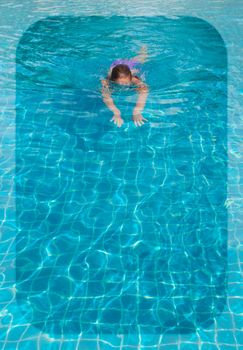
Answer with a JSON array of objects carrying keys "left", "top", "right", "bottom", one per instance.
[
  {"left": 15, "top": 14, "right": 228, "bottom": 335},
  {"left": 0, "top": 3, "right": 242, "bottom": 349}
]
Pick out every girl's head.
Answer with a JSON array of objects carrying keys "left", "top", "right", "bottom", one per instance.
[{"left": 110, "top": 64, "right": 132, "bottom": 85}]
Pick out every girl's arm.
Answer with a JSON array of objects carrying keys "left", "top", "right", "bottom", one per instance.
[
  {"left": 132, "top": 76, "right": 149, "bottom": 115},
  {"left": 100, "top": 79, "right": 121, "bottom": 116}
]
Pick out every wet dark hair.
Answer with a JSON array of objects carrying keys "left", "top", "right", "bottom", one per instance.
[{"left": 109, "top": 64, "right": 132, "bottom": 82}]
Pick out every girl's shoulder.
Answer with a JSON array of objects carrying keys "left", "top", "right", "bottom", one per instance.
[
  {"left": 131, "top": 75, "right": 144, "bottom": 85},
  {"left": 132, "top": 75, "right": 141, "bottom": 81},
  {"left": 101, "top": 77, "right": 110, "bottom": 87},
  {"left": 131, "top": 75, "right": 148, "bottom": 91}
]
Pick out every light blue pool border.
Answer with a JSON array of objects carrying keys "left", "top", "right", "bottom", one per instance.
[{"left": 0, "top": 0, "right": 242, "bottom": 349}]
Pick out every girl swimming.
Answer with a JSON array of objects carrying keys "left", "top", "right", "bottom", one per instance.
[{"left": 101, "top": 46, "right": 149, "bottom": 127}]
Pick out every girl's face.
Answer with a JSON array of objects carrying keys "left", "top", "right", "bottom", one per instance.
[{"left": 116, "top": 74, "right": 132, "bottom": 85}]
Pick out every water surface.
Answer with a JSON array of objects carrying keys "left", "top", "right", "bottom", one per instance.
[{"left": 15, "top": 15, "right": 227, "bottom": 336}]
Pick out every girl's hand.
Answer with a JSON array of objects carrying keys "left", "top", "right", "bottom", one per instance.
[
  {"left": 132, "top": 112, "right": 148, "bottom": 127},
  {"left": 110, "top": 112, "right": 124, "bottom": 128}
]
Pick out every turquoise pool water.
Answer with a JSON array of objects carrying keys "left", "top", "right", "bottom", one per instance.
[{"left": 15, "top": 16, "right": 227, "bottom": 337}]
